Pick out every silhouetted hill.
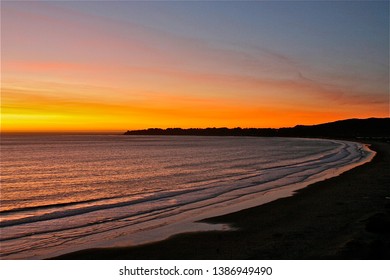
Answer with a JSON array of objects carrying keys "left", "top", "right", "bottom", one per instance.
[
  {"left": 280, "top": 118, "right": 389, "bottom": 138},
  {"left": 124, "top": 118, "right": 390, "bottom": 139}
]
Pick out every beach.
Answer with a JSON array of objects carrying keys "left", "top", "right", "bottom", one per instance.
[{"left": 56, "top": 140, "right": 390, "bottom": 260}]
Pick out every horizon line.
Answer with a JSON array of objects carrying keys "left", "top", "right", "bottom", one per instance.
[{"left": 1, "top": 117, "right": 388, "bottom": 135}]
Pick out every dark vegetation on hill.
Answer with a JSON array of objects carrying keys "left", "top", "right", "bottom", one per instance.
[{"left": 125, "top": 118, "right": 389, "bottom": 139}]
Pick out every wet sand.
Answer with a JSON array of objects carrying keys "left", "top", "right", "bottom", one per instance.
[{"left": 55, "top": 141, "right": 390, "bottom": 260}]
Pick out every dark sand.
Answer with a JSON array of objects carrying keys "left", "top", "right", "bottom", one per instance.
[{"left": 56, "top": 141, "right": 390, "bottom": 260}]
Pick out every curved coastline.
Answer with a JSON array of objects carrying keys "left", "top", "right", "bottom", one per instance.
[
  {"left": 2, "top": 137, "right": 371, "bottom": 259},
  {"left": 54, "top": 139, "right": 390, "bottom": 260}
]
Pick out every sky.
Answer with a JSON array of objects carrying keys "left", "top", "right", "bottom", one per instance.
[{"left": 1, "top": 0, "right": 389, "bottom": 132}]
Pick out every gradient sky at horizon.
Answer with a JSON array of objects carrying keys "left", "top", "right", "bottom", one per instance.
[{"left": 2, "top": 0, "right": 389, "bottom": 132}]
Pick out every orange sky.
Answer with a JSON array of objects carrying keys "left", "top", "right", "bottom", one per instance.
[{"left": 1, "top": 1, "right": 389, "bottom": 132}]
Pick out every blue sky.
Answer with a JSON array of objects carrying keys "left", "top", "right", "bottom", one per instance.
[{"left": 2, "top": 0, "right": 389, "bottom": 131}]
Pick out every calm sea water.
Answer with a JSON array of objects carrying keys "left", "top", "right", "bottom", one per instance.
[{"left": 0, "top": 135, "right": 373, "bottom": 259}]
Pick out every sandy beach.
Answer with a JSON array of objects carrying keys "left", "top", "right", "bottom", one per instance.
[{"left": 55, "top": 140, "right": 390, "bottom": 260}]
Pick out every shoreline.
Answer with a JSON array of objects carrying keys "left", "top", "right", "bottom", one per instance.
[{"left": 55, "top": 140, "right": 390, "bottom": 259}]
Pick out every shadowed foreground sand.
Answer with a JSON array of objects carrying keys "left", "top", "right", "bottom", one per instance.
[{"left": 55, "top": 141, "right": 390, "bottom": 260}]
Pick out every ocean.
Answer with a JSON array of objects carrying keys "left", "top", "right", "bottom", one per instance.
[{"left": 0, "top": 135, "right": 374, "bottom": 259}]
